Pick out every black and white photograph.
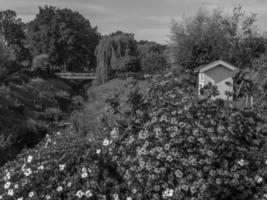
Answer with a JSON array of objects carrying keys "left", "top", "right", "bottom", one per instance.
[{"left": 0, "top": 0, "right": 267, "bottom": 199}]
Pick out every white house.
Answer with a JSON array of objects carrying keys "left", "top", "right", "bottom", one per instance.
[{"left": 194, "top": 60, "right": 239, "bottom": 101}]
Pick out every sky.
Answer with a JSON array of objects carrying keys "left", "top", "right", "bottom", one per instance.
[{"left": 0, "top": 0, "right": 267, "bottom": 44}]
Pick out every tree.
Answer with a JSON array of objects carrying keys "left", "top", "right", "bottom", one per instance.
[
  {"left": 0, "top": 39, "right": 11, "bottom": 68},
  {"left": 138, "top": 41, "right": 168, "bottom": 73},
  {"left": 95, "top": 31, "right": 140, "bottom": 84},
  {"left": 27, "top": 6, "right": 100, "bottom": 72},
  {"left": 169, "top": 6, "right": 266, "bottom": 73},
  {"left": 0, "top": 10, "right": 30, "bottom": 62}
]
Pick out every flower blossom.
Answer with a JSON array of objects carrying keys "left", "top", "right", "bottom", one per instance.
[
  {"left": 81, "top": 172, "right": 88, "bottom": 178},
  {"left": 113, "top": 193, "right": 119, "bottom": 200},
  {"left": 4, "top": 181, "right": 11, "bottom": 189},
  {"left": 237, "top": 159, "right": 246, "bottom": 166},
  {"left": 255, "top": 175, "right": 263, "bottom": 184},
  {"left": 27, "top": 155, "right": 33, "bottom": 163},
  {"left": 162, "top": 188, "right": 174, "bottom": 198},
  {"left": 103, "top": 139, "right": 110, "bottom": 146},
  {"left": 85, "top": 190, "right": 93, "bottom": 197},
  {"left": 29, "top": 191, "right": 34, "bottom": 197},
  {"left": 59, "top": 164, "right": 66, "bottom": 171},
  {"left": 24, "top": 168, "right": 32, "bottom": 176},
  {"left": 5, "top": 171, "right": 11, "bottom": 180},
  {"left": 8, "top": 189, "right": 14, "bottom": 196},
  {"left": 37, "top": 165, "right": 44, "bottom": 170},
  {"left": 57, "top": 186, "right": 63, "bottom": 192},
  {"left": 76, "top": 190, "right": 84, "bottom": 198}
]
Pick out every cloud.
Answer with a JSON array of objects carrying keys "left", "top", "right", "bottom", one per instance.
[{"left": 0, "top": 0, "right": 266, "bottom": 43}]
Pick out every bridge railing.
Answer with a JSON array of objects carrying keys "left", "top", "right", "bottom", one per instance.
[{"left": 54, "top": 72, "right": 96, "bottom": 80}]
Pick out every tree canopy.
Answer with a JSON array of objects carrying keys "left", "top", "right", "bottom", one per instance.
[
  {"left": 95, "top": 31, "right": 140, "bottom": 84},
  {"left": 0, "top": 10, "right": 29, "bottom": 62},
  {"left": 169, "top": 6, "right": 266, "bottom": 72},
  {"left": 27, "top": 6, "right": 100, "bottom": 72},
  {"left": 138, "top": 41, "right": 168, "bottom": 73}
]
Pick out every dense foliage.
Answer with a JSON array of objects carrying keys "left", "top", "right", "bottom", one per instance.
[
  {"left": 27, "top": 6, "right": 100, "bottom": 72},
  {"left": 138, "top": 41, "right": 168, "bottom": 73},
  {"left": 1, "top": 73, "right": 266, "bottom": 199},
  {"left": 95, "top": 32, "right": 140, "bottom": 84},
  {"left": 0, "top": 10, "right": 30, "bottom": 62},
  {"left": 32, "top": 54, "right": 50, "bottom": 72},
  {"left": 0, "top": 64, "right": 76, "bottom": 166},
  {"left": 169, "top": 6, "right": 266, "bottom": 72}
]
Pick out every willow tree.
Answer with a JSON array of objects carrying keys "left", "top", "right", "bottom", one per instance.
[{"left": 95, "top": 31, "right": 139, "bottom": 84}]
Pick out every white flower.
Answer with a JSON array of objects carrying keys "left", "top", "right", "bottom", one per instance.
[
  {"left": 6, "top": 172, "right": 11, "bottom": 180},
  {"left": 4, "top": 181, "right": 11, "bottom": 189},
  {"left": 37, "top": 165, "right": 44, "bottom": 170},
  {"left": 67, "top": 182, "right": 72, "bottom": 187},
  {"left": 82, "top": 167, "right": 87, "bottom": 173},
  {"left": 81, "top": 172, "right": 88, "bottom": 178},
  {"left": 14, "top": 184, "right": 19, "bottom": 189},
  {"left": 59, "top": 164, "right": 66, "bottom": 171},
  {"left": 27, "top": 155, "right": 33, "bottom": 163},
  {"left": 96, "top": 149, "right": 101, "bottom": 154},
  {"left": 57, "top": 131, "right": 61, "bottom": 135},
  {"left": 45, "top": 195, "right": 51, "bottom": 199},
  {"left": 76, "top": 190, "right": 84, "bottom": 198},
  {"left": 29, "top": 191, "right": 34, "bottom": 197},
  {"left": 24, "top": 168, "right": 32, "bottom": 176},
  {"left": 237, "top": 159, "right": 246, "bottom": 166},
  {"left": 162, "top": 188, "right": 174, "bottom": 198},
  {"left": 18, "top": 198, "right": 23, "bottom": 200},
  {"left": 8, "top": 189, "right": 14, "bottom": 196},
  {"left": 126, "top": 197, "right": 132, "bottom": 200},
  {"left": 85, "top": 190, "right": 93, "bottom": 197},
  {"left": 113, "top": 193, "right": 119, "bottom": 200},
  {"left": 255, "top": 175, "right": 263, "bottom": 184},
  {"left": 103, "top": 138, "right": 110, "bottom": 146},
  {"left": 57, "top": 186, "right": 63, "bottom": 192},
  {"left": 0, "top": 195, "right": 2, "bottom": 199}
]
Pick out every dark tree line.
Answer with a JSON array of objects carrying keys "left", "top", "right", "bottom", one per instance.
[
  {"left": 169, "top": 6, "right": 266, "bottom": 72},
  {"left": 0, "top": 6, "right": 101, "bottom": 72}
]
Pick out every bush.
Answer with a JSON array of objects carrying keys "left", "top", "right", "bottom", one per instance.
[
  {"left": 138, "top": 41, "right": 168, "bottom": 73},
  {"left": 101, "top": 73, "right": 267, "bottom": 200},
  {"left": 0, "top": 131, "right": 121, "bottom": 200},
  {"left": 0, "top": 73, "right": 266, "bottom": 200},
  {"left": 32, "top": 54, "right": 49, "bottom": 72}
]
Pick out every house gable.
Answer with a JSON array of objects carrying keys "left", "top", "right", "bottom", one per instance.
[{"left": 204, "top": 64, "right": 234, "bottom": 84}]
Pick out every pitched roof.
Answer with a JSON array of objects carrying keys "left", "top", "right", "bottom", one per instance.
[{"left": 194, "top": 60, "right": 239, "bottom": 73}]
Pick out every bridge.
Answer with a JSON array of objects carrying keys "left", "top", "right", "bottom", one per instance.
[{"left": 54, "top": 72, "right": 96, "bottom": 80}]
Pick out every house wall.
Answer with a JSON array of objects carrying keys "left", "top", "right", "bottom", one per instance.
[
  {"left": 198, "top": 64, "right": 234, "bottom": 101},
  {"left": 214, "top": 77, "right": 233, "bottom": 100}
]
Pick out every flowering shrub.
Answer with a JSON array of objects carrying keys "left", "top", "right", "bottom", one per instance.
[
  {"left": 0, "top": 130, "right": 122, "bottom": 200},
  {"left": 101, "top": 73, "right": 267, "bottom": 200},
  {"left": 0, "top": 72, "right": 267, "bottom": 200}
]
